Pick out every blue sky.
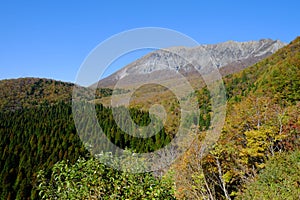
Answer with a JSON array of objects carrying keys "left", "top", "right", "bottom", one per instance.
[{"left": 0, "top": 1, "right": 299, "bottom": 83}]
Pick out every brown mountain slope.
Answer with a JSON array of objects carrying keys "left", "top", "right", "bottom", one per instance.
[{"left": 0, "top": 78, "right": 74, "bottom": 111}]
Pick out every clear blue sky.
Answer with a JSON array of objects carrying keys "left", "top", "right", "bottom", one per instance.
[{"left": 0, "top": 0, "right": 299, "bottom": 83}]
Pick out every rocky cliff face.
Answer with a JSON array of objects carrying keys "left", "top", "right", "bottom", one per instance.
[{"left": 97, "top": 39, "right": 286, "bottom": 88}]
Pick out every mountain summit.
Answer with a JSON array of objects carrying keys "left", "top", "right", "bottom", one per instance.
[{"left": 97, "top": 39, "right": 285, "bottom": 88}]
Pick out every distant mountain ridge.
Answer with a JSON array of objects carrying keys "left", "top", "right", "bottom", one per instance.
[{"left": 96, "top": 39, "right": 286, "bottom": 88}]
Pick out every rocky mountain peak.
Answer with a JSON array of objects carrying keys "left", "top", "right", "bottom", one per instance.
[{"left": 96, "top": 39, "right": 286, "bottom": 88}]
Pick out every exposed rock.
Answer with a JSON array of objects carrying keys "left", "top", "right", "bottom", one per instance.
[{"left": 96, "top": 39, "right": 286, "bottom": 88}]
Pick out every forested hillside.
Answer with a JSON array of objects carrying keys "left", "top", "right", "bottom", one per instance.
[
  {"left": 0, "top": 101, "right": 174, "bottom": 199},
  {"left": 0, "top": 78, "right": 74, "bottom": 111},
  {"left": 172, "top": 37, "right": 300, "bottom": 199},
  {"left": 0, "top": 37, "right": 299, "bottom": 199},
  {"left": 0, "top": 102, "right": 85, "bottom": 199},
  {"left": 0, "top": 78, "right": 121, "bottom": 111}
]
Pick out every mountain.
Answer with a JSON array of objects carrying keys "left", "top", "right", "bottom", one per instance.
[
  {"left": 96, "top": 39, "right": 286, "bottom": 89},
  {"left": 0, "top": 37, "right": 299, "bottom": 200}
]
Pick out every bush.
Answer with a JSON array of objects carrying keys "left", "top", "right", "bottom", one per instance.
[
  {"left": 37, "top": 153, "right": 175, "bottom": 199},
  {"left": 238, "top": 150, "right": 300, "bottom": 199}
]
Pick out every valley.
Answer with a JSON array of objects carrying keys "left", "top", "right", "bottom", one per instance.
[{"left": 0, "top": 37, "right": 299, "bottom": 199}]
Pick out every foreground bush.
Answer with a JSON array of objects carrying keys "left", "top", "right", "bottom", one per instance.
[
  {"left": 238, "top": 150, "right": 300, "bottom": 199},
  {"left": 37, "top": 154, "right": 175, "bottom": 199}
]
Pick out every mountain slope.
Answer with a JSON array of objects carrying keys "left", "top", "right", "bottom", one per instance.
[
  {"left": 224, "top": 36, "right": 300, "bottom": 102},
  {"left": 0, "top": 78, "right": 106, "bottom": 111},
  {"left": 97, "top": 39, "right": 285, "bottom": 89},
  {"left": 0, "top": 78, "right": 74, "bottom": 111},
  {"left": 172, "top": 36, "right": 300, "bottom": 199}
]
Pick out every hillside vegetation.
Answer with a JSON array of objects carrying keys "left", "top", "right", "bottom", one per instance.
[
  {"left": 0, "top": 37, "right": 299, "bottom": 199},
  {"left": 0, "top": 78, "right": 74, "bottom": 111},
  {"left": 172, "top": 36, "right": 300, "bottom": 199}
]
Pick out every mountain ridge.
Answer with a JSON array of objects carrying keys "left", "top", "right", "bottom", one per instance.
[{"left": 96, "top": 39, "right": 286, "bottom": 88}]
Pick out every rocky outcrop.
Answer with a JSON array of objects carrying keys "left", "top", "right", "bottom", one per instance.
[{"left": 96, "top": 39, "right": 286, "bottom": 88}]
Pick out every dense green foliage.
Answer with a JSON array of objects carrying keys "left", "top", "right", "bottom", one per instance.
[
  {"left": 37, "top": 154, "right": 175, "bottom": 199},
  {"left": 0, "top": 101, "right": 171, "bottom": 199},
  {"left": 237, "top": 150, "right": 300, "bottom": 199},
  {"left": 98, "top": 104, "right": 171, "bottom": 153},
  {"left": 0, "top": 102, "right": 87, "bottom": 199}
]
